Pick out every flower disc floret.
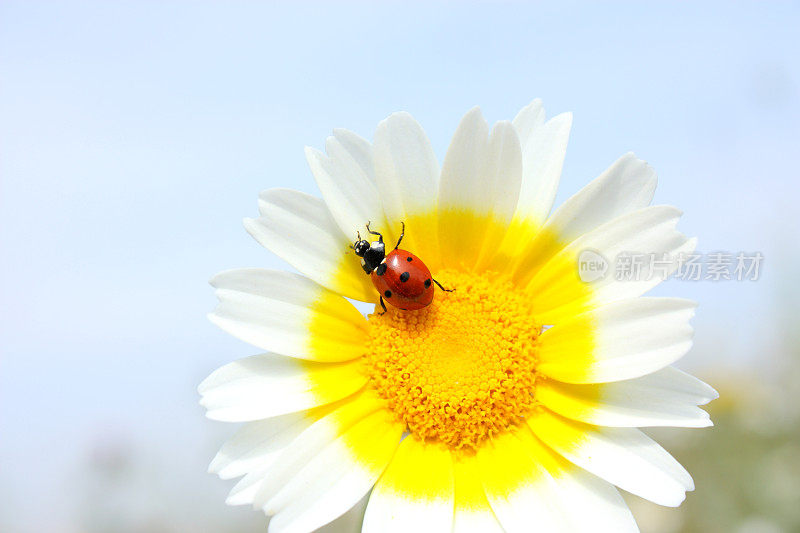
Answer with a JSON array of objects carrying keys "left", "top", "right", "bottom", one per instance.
[{"left": 363, "top": 269, "right": 541, "bottom": 450}]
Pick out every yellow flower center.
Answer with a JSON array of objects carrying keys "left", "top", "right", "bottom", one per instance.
[{"left": 363, "top": 269, "right": 541, "bottom": 451}]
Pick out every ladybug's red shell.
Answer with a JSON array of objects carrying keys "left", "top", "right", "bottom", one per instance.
[{"left": 370, "top": 249, "right": 434, "bottom": 310}]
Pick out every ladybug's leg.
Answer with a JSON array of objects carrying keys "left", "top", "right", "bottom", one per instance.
[
  {"left": 394, "top": 221, "right": 405, "bottom": 250},
  {"left": 378, "top": 295, "right": 388, "bottom": 315},
  {"left": 365, "top": 221, "right": 383, "bottom": 243},
  {"left": 433, "top": 278, "right": 455, "bottom": 292}
]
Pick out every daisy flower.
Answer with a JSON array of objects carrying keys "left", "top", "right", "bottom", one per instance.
[{"left": 200, "top": 99, "right": 717, "bottom": 533}]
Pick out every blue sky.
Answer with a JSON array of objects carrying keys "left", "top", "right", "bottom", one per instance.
[{"left": 1, "top": 2, "right": 798, "bottom": 531}]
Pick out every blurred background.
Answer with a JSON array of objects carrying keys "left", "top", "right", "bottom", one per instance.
[{"left": 1, "top": 2, "right": 798, "bottom": 532}]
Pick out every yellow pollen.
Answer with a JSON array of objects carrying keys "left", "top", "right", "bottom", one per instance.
[{"left": 363, "top": 269, "right": 541, "bottom": 451}]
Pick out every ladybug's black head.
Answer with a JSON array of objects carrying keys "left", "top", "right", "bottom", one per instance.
[{"left": 352, "top": 239, "right": 370, "bottom": 257}]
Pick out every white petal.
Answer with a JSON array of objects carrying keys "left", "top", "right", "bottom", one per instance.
[
  {"left": 438, "top": 107, "right": 490, "bottom": 216},
  {"left": 223, "top": 411, "right": 324, "bottom": 506},
  {"left": 244, "top": 189, "right": 376, "bottom": 302},
  {"left": 263, "top": 409, "right": 403, "bottom": 533},
  {"left": 475, "top": 432, "right": 567, "bottom": 532},
  {"left": 374, "top": 112, "right": 439, "bottom": 217},
  {"left": 332, "top": 128, "right": 375, "bottom": 183},
  {"left": 513, "top": 152, "right": 658, "bottom": 282},
  {"left": 476, "top": 428, "right": 638, "bottom": 532},
  {"left": 537, "top": 297, "right": 697, "bottom": 383},
  {"left": 546, "top": 153, "right": 657, "bottom": 243},
  {"left": 528, "top": 409, "right": 693, "bottom": 507},
  {"left": 482, "top": 121, "right": 524, "bottom": 224},
  {"left": 210, "top": 411, "right": 317, "bottom": 480},
  {"left": 438, "top": 109, "right": 523, "bottom": 269},
  {"left": 542, "top": 467, "right": 638, "bottom": 533},
  {"left": 527, "top": 205, "right": 696, "bottom": 323},
  {"left": 305, "top": 139, "right": 388, "bottom": 242},
  {"left": 515, "top": 428, "right": 639, "bottom": 533},
  {"left": 452, "top": 455, "right": 504, "bottom": 533},
  {"left": 226, "top": 462, "right": 274, "bottom": 506},
  {"left": 373, "top": 112, "right": 440, "bottom": 261},
  {"left": 537, "top": 365, "right": 715, "bottom": 427},
  {"left": 252, "top": 394, "right": 387, "bottom": 509},
  {"left": 511, "top": 98, "right": 545, "bottom": 150},
  {"left": 363, "top": 437, "right": 454, "bottom": 533},
  {"left": 198, "top": 353, "right": 366, "bottom": 422},
  {"left": 643, "top": 366, "right": 719, "bottom": 405},
  {"left": 316, "top": 492, "right": 371, "bottom": 533},
  {"left": 512, "top": 112, "right": 572, "bottom": 226},
  {"left": 209, "top": 269, "right": 367, "bottom": 362}
]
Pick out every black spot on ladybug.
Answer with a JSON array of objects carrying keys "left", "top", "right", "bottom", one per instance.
[
  {"left": 376, "top": 263, "right": 387, "bottom": 276},
  {"left": 424, "top": 278, "right": 431, "bottom": 288},
  {"left": 384, "top": 290, "right": 392, "bottom": 298},
  {"left": 400, "top": 272, "right": 410, "bottom": 282},
  {"left": 406, "top": 256, "right": 413, "bottom": 262}
]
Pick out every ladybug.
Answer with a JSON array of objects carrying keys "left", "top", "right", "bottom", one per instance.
[{"left": 351, "top": 221, "right": 453, "bottom": 313}]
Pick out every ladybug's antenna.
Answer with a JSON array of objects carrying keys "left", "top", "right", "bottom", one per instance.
[
  {"left": 394, "top": 221, "right": 405, "bottom": 250},
  {"left": 349, "top": 230, "right": 362, "bottom": 250},
  {"left": 365, "top": 221, "right": 384, "bottom": 243}
]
